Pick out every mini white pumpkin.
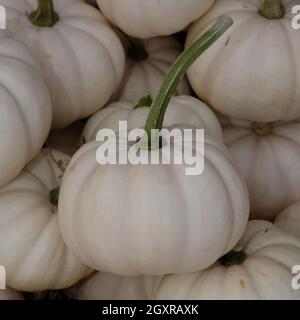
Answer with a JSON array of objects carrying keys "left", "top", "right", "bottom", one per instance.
[
  {"left": 275, "top": 201, "right": 300, "bottom": 238},
  {"left": 97, "top": 0, "right": 215, "bottom": 38},
  {"left": 82, "top": 96, "right": 223, "bottom": 143},
  {"left": 0, "top": 34, "right": 52, "bottom": 188},
  {"left": 222, "top": 118, "right": 300, "bottom": 220},
  {"left": 0, "top": 288, "right": 23, "bottom": 300},
  {"left": 47, "top": 120, "right": 85, "bottom": 156},
  {"left": 1, "top": 0, "right": 125, "bottom": 129},
  {"left": 113, "top": 36, "right": 191, "bottom": 103},
  {"left": 72, "top": 272, "right": 151, "bottom": 300},
  {"left": 59, "top": 132, "right": 249, "bottom": 276},
  {"left": 151, "top": 220, "right": 300, "bottom": 300},
  {"left": 0, "top": 149, "right": 92, "bottom": 292},
  {"left": 58, "top": 16, "right": 247, "bottom": 277},
  {"left": 186, "top": 0, "right": 300, "bottom": 122}
]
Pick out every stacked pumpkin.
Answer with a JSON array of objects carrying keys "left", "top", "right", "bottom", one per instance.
[{"left": 0, "top": 0, "right": 299, "bottom": 301}]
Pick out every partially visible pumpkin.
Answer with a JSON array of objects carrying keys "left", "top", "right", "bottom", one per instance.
[
  {"left": 222, "top": 118, "right": 300, "bottom": 220},
  {"left": 186, "top": 0, "right": 300, "bottom": 122},
  {"left": 151, "top": 220, "right": 300, "bottom": 300},
  {"left": 275, "top": 201, "right": 300, "bottom": 238},
  {"left": 0, "top": 34, "right": 52, "bottom": 188},
  {"left": 97, "top": 0, "right": 215, "bottom": 38},
  {"left": 0, "top": 149, "right": 92, "bottom": 292},
  {"left": 82, "top": 96, "right": 223, "bottom": 143},
  {"left": 113, "top": 37, "right": 191, "bottom": 103},
  {"left": 1, "top": 0, "right": 125, "bottom": 129}
]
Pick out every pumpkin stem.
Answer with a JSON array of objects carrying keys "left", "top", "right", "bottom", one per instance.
[
  {"left": 137, "top": 16, "right": 233, "bottom": 150},
  {"left": 127, "top": 37, "right": 149, "bottom": 61},
  {"left": 134, "top": 95, "right": 153, "bottom": 109},
  {"left": 259, "top": 0, "right": 285, "bottom": 19},
  {"left": 28, "top": 0, "right": 59, "bottom": 27},
  {"left": 49, "top": 188, "right": 60, "bottom": 207},
  {"left": 219, "top": 249, "right": 247, "bottom": 266}
]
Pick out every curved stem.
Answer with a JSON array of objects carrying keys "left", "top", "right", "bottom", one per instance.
[
  {"left": 138, "top": 16, "right": 233, "bottom": 150},
  {"left": 28, "top": 0, "right": 59, "bottom": 27},
  {"left": 219, "top": 249, "right": 247, "bottom": 266},
  {"left": 259, "top": 0, "right": 285, "bottom": 19}
]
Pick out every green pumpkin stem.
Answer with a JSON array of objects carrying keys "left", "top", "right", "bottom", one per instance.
[
  {"left": 28, "top": 0, "right": 59, "bottom": 27},
  {"left": 49, "top": 188, "right": 60, "bottom": 207},
  {"left": 134, "top": 95, "right": 153, "bottom": 109},
  {"left": 219, "top": 249, "right": 247, "bottom": 266},
  {"left": 137, "top": 16, "right": 233, "bottom": 150},
  {"left": 259, "top": 0, "right": 285, "bottom": 19},
  {"left": 127, "top": 37, "right": 149, "bottom": 61}
]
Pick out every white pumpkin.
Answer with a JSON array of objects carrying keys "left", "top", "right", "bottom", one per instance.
[
  {"left": 151, "top": 220, "right": 300, "bottom": 300},
  {"left": 186, "top": 0, "right": 300, "bottom": 122},
  {"left": 113, "top": 36, "right": 191, "bottom": 103},
  {"left": 275, "top": 201, "right": 300, "bottom": 238},
  {"left": 96, "top": 0, "right": 215, "bottom": 38},
  {"left": 58, "top": 128, "right": 249, "bottom": 276},
  {"left": 59, "top": 15, "right": 246, "bottom": 277},
  {"left": 0, "top": 34, "right": 52, "bottom": 188},
  {"left": 222, "top": 118, "right": 300, "bottom": 220},
  {"left": 47, "top": 120, "right": 85, "bottom": 156},
  {"left": 0, "top": 149, "right": 92, "bottom": 292},
  {"left": 82, "top": 96, "right": 223, "bottom": 143},
  {"left": 2, "top": 0, "right": 125, "bottom": 129},
  {"left": 0, "top": 288, "right": 23, "bottom": 300},
  {"left": 72, "top": 272, "right": 151, "bottom": 300}
]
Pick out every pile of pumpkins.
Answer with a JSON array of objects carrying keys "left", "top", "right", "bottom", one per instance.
[{"left": 0, "top": 0, "right": 300, "bottom": 300}]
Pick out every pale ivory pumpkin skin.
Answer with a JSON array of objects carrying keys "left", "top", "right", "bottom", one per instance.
[
  {"left": 151, "top": 220, "right": 300, "bottom": 300},
  {"left": 1, "top": 0, "right": 125, "bottom": 129},
  {"left": 275, "top": 201, "right": 300, "bottom": 238},
  {"left": 47, "top": 120, "right": 86, "bottom": 156},
  {"left": 222, "top": 118, "right": 300, "bottom": 220},
  {"left": 97, "top": 0, "right": 215, "bottom": 39},
  {"left": 72, "top": 272, "right": 151, "bottom": 300},
  {"left": 59, "top": 129, "right": 249, "bottom": 276},
  {"left": 0, "top": 149, "right": 92, "bottom": 292},
  {"left": 0, "top": 288, "right": 23, "bottom": 300},
  {"left": 186, "top": 0, "right": 300, "bottom": 122},
  {"left": 0, "top": 35, "right": 52, "bottom": 188},
  {"left": 82, "top": 96, "right": 223, "bottom": 143},
  {"left": 113, "top": 37, "right": 191, "bottom": 103}
]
